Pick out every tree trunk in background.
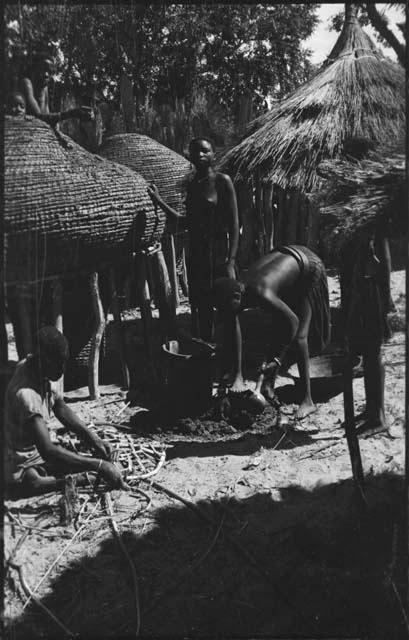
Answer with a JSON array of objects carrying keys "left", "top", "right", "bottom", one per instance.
[
  {"left": 263, "top": 183, "right": 274, "bottom": 251},
  {"left": 120, "top": 73, "right": 136, "bottom": 133},
  {"left": 237, "top": 182, "right": 256, "bottom": 269}
]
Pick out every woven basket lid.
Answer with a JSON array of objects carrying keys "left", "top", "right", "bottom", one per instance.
[
  {"left": 100, "top": 134, "right": 192, "bottom": 217},
  {"left": 4, "top": 117, "right": 166, "bottom": 283}
]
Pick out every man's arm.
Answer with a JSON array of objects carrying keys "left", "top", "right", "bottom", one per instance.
[
  {"left": 259, "top": 291, "right": 300, "bottom": 365},
  {"left": 53, "top": 397, "right": 110, "bottom": 460},
  {"left": 30, "top": 415, "right": 127, "bottom": 489},
  {"left": 20, "top": 78, "right": 93, "bottom": 125}
]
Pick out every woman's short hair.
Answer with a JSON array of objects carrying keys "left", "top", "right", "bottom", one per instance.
[{"left": 189, "top": 137, "right": 215, "bottom": 153}]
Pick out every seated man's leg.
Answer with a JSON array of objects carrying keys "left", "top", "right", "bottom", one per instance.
[{"left": 22, "top": 466, "right": 64, "bottom": 496}]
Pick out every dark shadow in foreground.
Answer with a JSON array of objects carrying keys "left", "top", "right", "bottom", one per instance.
[{"left": 5, "top": 472, "right": 407, "bottom": 640}]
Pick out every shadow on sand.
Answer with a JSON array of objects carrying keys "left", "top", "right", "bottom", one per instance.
[{"left": 5, "top": 472, "right": 407, "bottom": 639}]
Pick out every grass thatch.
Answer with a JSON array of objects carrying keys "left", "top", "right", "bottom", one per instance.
[
  {"left": 317, "top": 149, "right": 406, "bottom": 256},
  {"left": 220, "top": 4, "right": 405, "bottom": 192}
]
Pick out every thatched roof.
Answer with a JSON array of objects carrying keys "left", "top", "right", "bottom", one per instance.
[
  {"left": 317, "top": 149, "right": 406, "bottom": 256},
  {"left": 220, "top": 4, "right": 405, "bottom": 191},
  {"left": 4, "top": 117, "right": 166, "bottom": 283},
  {"left": 99, "top": 134, "right": 192, "bottom": 217}
]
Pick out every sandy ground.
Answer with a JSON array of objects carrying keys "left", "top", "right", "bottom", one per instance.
[{"left": 4, "top": 270, "right": 407, "bottom": 639}]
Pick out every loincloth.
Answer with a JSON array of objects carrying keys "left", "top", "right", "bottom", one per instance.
[{"left": 277, "top": 245, "right": 331, "bottom": 356}]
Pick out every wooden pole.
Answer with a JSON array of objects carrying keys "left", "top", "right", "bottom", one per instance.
[
  {"left": 297, "top": 193, "right": 308, "bottom": 246},
  {"left": 150, "top": 247, "right": 176, "bottom": 342},
  {"left": 164, "top": 234, "right": 179, "bottom": 309},
  {"left": 0, "top": 283, "right": 8, "bottom": 364},
  {"left": 263, "top": 183, "right": 274, "bottom": 252},
  {"left": 276, "top": 187, "right": 286, "bottom": 247},
  {"left": 343, "top": 355, "right": 367, "bottom": 507},
  {"left": 16, "top": 286, "right": 33, "bottom": 358},
  {"left": 237, "top": 182, "right": 255, "bottom": 268},
  {"left": 254, "top": 177, "right": 266, "bottom": 257},
  {"left": 88, "top": 271, "right": 106, "bottom": 400},
  {"left": 135, "top": 252, "right": 155, "bottom": 364},
  {"left": 52, "top": 279, "right": 64, "bottom": 395},
  {"left": 286, "top": 189, "right": 299, "bottom": 245},
  {"left": 108, "top": 266, "right": 130, "bottom": 390},
  {"left": 179, "top": 244, "right": 189, "bottom": 298}
]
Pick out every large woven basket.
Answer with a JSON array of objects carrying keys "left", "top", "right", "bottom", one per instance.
[
  {"left": 99, "top": 134, "right": 192, "bottom": 217},
  {"left": 4, "top": 117, "right": 166, "bottom": 283}
]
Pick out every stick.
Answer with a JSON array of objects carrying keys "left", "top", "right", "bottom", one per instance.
[
  {"left": 11, "top": 562, "right": 74, "bottom": 637},
  {"left": 342, "top": 354, "right": 367, "bottom": 507},
  {"left": 143, "top": 480, "right": 311, "bottom": 628},
  {"left": 22, "top": 498, "right": 101, "bottom": 611},
  {"left": 105, "top": 491, "right": 141, "bottom": 637},
  {"left": 150, "top": 247, "right": 176, "bottom": 342},
  {"left": 88, "top": 271, "right": 106, "bottom": 400},
  {"left": 135, "top": 253, "right": 155, "bottom": 367}
]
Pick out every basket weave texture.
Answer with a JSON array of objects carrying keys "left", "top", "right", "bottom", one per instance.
[
  {"left": 100, "top": 134, "right": 192, "bottom": 217},
  {"left": 4, "top": 117, "right": 166, "bottom": 282}
]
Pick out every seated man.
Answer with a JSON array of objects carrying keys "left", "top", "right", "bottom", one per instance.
[
  {"left": 4, "top": 326, "right": 128, "bottom": 496},
  {"left": 20, "top": 52, "right": 92, "bottom": 126},
  {"left": 213, "top": 245, "right": 330, "bottom": 419}
]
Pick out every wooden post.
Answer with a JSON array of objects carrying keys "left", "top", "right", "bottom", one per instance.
[
  {"left": 276, "top": 187, "right": 286, "bottom": 247},
  {"left": 135, "top": 252, "right": 155, "bottom": 364},
  {"left": 88, "top": 271, "right": 106, "bottom": 400},
  {"left": 297, "top": 193, "right": 308, "bottom": 246},
  {"left": 16, "top": 285, "right": 33, "bottom": 358},
  {"left": 0, "top": 283, "right": 8, "bottom": 364},
  {"left": 263, "top": 183, "right": 274, "bottom": 252},
  {"left": 150, "top": 246, "right": 176, "bottom": 342},
  {"left": 306, "top": 199, "right": 321, "bottom": 251},
  {"left": 108, "top": 266, "right": 130, "bottom": 390},
  {"left": 179, "top": 244, "right": 189, "bottom": 298},
  {"left": 52, "top": 279, "right": 64, "bottom": 395},
  {"left": 164, "top": 234, "right": 179, "bottom": 309},
  {"left": 343, "top": 355, "right": 367, "bottom": 507},
  {"left": 285, "top": 189, "right": 299, "bottom": 245},
  {"left": 254, "top": 178, "right": 266, "bottom": 257},
  {"left": 237, "top": 182, "right": 255, "bottom": 269}
]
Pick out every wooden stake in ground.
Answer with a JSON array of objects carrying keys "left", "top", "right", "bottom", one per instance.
[
  {"left": 342, "top": 354, "right": 367, "bottom": 507},
  {"left": 150, "top": 245, "right": 176, "bottom": 342},
  {"left": 135, "top": 252, "right": 155, "bottom": 373},
  {"left": 0, "top": 281, "right": 8, "bottom": 364},
  {"left": 88, "top": 271, "right": 106, "bottom": 400},
  {"left": 108, "top": 266, "right": 130, "bottom": 390}
]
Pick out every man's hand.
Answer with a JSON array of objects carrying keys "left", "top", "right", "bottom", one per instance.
[
  {"left": 100, "top": 461, "right": 130, "bottom": 490},
  {"left": 88, "top": 433, "right": 111, "bottom": 460}
]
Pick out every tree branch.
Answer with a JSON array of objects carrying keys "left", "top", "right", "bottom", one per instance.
[{"left": 365, "top": 3, "right": 405, "bottom": 67}]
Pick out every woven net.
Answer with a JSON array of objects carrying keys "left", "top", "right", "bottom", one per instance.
[
  {"left": 99, "top": 134, "right": 192, "bottom": 217},
  {"left": 4, "top": 117, "right": 166, "bottom": 283}
]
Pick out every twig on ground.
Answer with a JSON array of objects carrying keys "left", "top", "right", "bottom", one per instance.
[
  {"left": 104, "top": 491, "right": 141, "bottom": 638},
  {"left": 271, "top": 429, "right": 288, "bottom": 451},
  {"left": 298, "top": 440, "right": 343, "bottom": 460},
  {"left": 22, "top": 498, "right": 102, "bottom": 611},
  {"left": 115, "top": 401, "right": 131, "bottom": 418},
  {"left": 143, "top": 479, "right": 312, "bottom": 630},
  {"left": 10, "top": 561, "right": 74, "bottom": 637}
]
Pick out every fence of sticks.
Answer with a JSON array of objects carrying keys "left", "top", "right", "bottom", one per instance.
[{"left": 2, "top": 116, "right": 176, "bottom": 398}]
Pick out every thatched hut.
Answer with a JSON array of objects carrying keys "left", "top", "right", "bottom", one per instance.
[
  {"left": 3, "top": 116, "right": 167, "bottom": 395},
  {"left": 4, "top": 117, "right": 165, "bottom": 284},
  {"left": 220, "top": 3, "right": 405, "bottom": 263},
  {"left": 100, "top": 133, "right": 192, "bottom": 304},
  {"left": 317, "top": 149, "right": 406, "bottom": 259}
]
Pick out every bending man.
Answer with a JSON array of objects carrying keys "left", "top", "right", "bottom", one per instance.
[
  {"left": 213, "top": 245, "right": 330, "bottom": 419},
  {"left": 4, "top": 326, "right": 128, "bottom": 496}
]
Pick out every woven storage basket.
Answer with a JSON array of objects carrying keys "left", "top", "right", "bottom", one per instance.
[
  {"left": 99, "top": 134, "right": 192, "bottom": 217},
  {"left": 4, "top": 117, "right": 166, "bottom": 283}
]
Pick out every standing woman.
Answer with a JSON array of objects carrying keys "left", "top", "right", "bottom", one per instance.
[{"left": 148, "top": 137, "right": 239, "bottom": 340}]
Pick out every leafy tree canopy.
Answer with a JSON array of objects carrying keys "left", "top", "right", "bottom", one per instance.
[{"left": 5, "top": 3, "right": 319, "bottom": 110}]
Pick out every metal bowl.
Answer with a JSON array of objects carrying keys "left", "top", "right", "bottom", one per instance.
[{"left": 287, "top": 354, "right": 361, "bottom": 395}]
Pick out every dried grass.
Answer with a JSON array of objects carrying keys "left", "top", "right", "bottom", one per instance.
[
  {"left": 220, "top": 8, "right": 404, "bottom": 191},
  {"left": 316, "top": 150, "right": 406, "bottom": 256}
]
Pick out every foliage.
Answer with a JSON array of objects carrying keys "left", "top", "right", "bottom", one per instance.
[{"left": 5, "top": 4, "right": 319, "bottom": 117}]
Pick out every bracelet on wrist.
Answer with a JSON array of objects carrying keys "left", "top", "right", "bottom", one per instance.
[{"left": 273, "top": 356, "right": 281, "bottom": 367}]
